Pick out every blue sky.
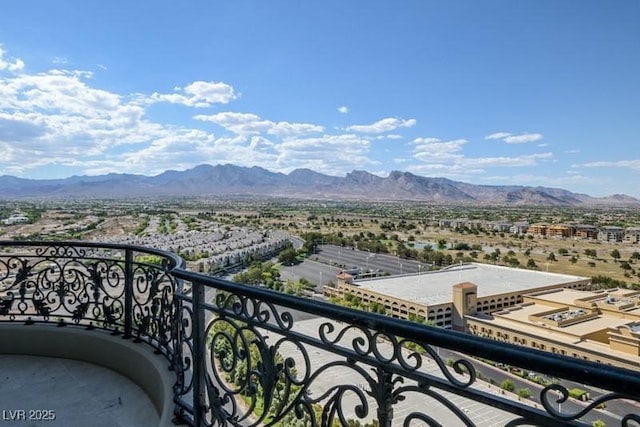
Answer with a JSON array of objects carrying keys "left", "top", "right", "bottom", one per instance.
[{"left": 0, "top": 1, "right": 638, "bottom": 198}]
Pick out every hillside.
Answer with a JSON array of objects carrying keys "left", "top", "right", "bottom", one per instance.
[{"left": 0, "top": 164, "right": 637, "bottom": 206}]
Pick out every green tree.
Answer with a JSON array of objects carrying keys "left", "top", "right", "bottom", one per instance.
[
  {"left": 233, "top": 261, "right": 281, "bottom": 289},
  {"left": 547, "top": 252, "right": 556, "bottom": 262},
  {"left": 527, "top": 258, "right": 538, "bottom": 269},
  {"left": 620, "top": 261, "right": 632, "bottom": 270},
  {"left": 610, "top": 249, "right": 621, "bottom": 261},
  {"left": 436, "top": 238, "right": 447, "bottom": 250},
  {"left": 453, "top": 242, "right": 471, "bottom": 250},
  {"left": 278, "top": 247, "right": 297, "bottom": 265},
  {"left": 592, "top": 275, "right": 627, "bottom": 289}
]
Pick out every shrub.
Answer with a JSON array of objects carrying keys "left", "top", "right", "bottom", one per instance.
[
  {"left": 501, "top": 379, "right": 515, "bottom": 392},
  {"left": 569, "top": 388, "right": 588, "bottom": 401},
  {"left": 517, "top": 388, "right": 531, "bottom": 399}
]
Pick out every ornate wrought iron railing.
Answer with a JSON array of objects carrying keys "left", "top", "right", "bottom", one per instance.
[
  {"left": 0, "top": 241, "right": 183, "bottom": 353},
  {"left": 0, "top": 241, "right": 638, "bottom": 426}
]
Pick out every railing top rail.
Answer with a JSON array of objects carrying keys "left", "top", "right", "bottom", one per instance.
[
  {"left": 172, "top": 267, "right": 640, "bottom": 397},
  {"left": 2, "top": 241, "right": 639, "bottom": 425},
  {"left": 0, "top": 240, "right": 185, "bottom": 270}
]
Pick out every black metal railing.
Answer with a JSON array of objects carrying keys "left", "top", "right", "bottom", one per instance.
[{"left": 0, "top": 241, "right": 638, "bottom": 427}]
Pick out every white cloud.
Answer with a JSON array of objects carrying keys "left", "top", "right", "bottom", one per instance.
[
  {"left": 563, "top": 149, "right": 580, "bottom": 154},
  {"left": 151, "top": 81, "right": 237, "bottom": 107},
  {"left": 406, "top": 163, "right": 484, "bottom": 181},
  {"left": 410, "top": 131, "right": 555, "bottom": 179},
  {"left": 0, "top": 43, "right": 577, "bottom": 186},
  {"left": 484, "top": 131, "right": 543, "bottom": 144},
  {"left": 0, "top": 45, "right": 24, "bottom": 71},
  {"left": 269, "top": 122, "right": 324, "bottom": 138},
  {"left": 0, "top": 69, "right": 121, "bottom": 117},
  {"left": 484, "top": 132, "right": 511, "bottom": 140},
  {"left": 0, "top": 59, "right": 199, "bottom": 175},
  {"left": 194, "top": 111, "right": 323, "bottom": 138},
  {"left": 581, "top": 159, "right": 640, "bottom": 171},
  {"left": 413, "top": 137, "right": 442, "bottom": 144},
  {"left": 278, "top": 134, "right": 368, "bottom": 151},
  {"left": 504, "top": 133, "right": 543, "bottom": 144},
  {"left": 412, "top": 137, "right": 467, "bottom": 161},
  {"left": 195, "top": 112, "right": 267, "bottom": 135},
  {"left": 346, "top": 117, "right": 416, "bottom": 133},
  {"left": 275, "top": 134, "right": 374, "bottom": 175},
  {"left": 337, "top": 106, "right": 349, "bottom": 114}
]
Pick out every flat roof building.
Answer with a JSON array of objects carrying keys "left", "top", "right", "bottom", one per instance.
[
  {"left": 324, "top": 263, "right": 590, "bottom": 330},
  {"left": 465, "top": 288, "right": 640, "bottom": 370}
]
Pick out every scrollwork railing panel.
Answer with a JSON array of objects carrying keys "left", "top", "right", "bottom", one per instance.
[
  {"left": 2, "top": 242, "right": 639, "bottom": 427},
  {"left": 188, "top": 288, "right": 526, "bottom": 426},
  {"left": 0, "top": 241, "right": 182, "bottom": 356},
  {"left": 172, "top": 272, "right": 640, "bottom": 427}
]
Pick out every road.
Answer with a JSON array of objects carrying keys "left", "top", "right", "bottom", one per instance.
[{"left": 437, "top": 347, "right": 622, "bottom": 426}]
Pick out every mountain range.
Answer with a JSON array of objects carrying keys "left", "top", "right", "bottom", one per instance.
[{"left": 0, "top": 164, "right": 638, "bottom": 206}]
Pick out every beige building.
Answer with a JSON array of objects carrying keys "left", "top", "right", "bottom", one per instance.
[
  {"left": 547, "top": 224, "right": 572, "bottom": 238},
  {"left": 526, "top": 223, "right": 548, "bottom": 236},
  {"left": 574, "top": 224, "right": 599, "bottom": 240},
  {"left": 324, "top": 263, "right": 590, "bottom": 330},
  {"left": 625, "top": 227, "right": 640, "bottom": 244},
  {"left": 465, "top": 288, "right": 640, "bottom": 370}
]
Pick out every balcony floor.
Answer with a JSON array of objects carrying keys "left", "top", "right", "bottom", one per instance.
[{"left": 0, "top": 355, "right": 159, "bottom": 427}]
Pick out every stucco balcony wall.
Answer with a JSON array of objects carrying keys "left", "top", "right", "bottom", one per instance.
[{"left": 0, "top": 324, "right": 177, "bottom": 426}]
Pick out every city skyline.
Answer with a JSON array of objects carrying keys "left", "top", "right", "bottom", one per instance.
[{"left": 0, "top": 1, "right": 638, "bottom": 197}]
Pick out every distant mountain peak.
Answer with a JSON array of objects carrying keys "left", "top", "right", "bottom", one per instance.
[{"left": 0, "top": 163, "right": 638, "bottom": 206}]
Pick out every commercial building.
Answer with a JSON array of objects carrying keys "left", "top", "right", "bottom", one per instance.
[
  {"left": 465, "top": 288, "right": 640, "bottom": 370},
  {"left": 325, "top": 262, "right": 640, "bottom": 369},
  {"left": 324, "top": 263, "right": 590, "bottom": 330}
]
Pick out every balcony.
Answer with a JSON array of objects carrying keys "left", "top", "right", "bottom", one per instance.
[{"left": 0, "top": 241, "right": 638, "bottom": 426}]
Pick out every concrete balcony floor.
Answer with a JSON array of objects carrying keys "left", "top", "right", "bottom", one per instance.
[{"left": 0, "top": 355, "right": 159, "bottom": 427}]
